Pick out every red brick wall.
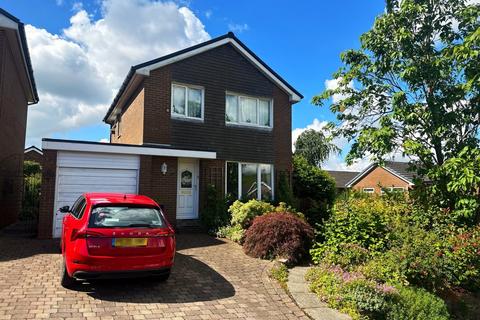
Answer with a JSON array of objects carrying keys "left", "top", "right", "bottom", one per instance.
[
  {"left": 37, "top": 150, "right": 57, "bottom": 239},
  {"left": 351, "top": 167, "right": 411, "bottom": 194},
  {"left": 143, "top": 66, "right": 172, "bottom": 145},
  {"left": 110, "top": 87, "right": 144, "bottom": 144},
  {"left": 24, "top": 150, "right": 44, "bottom": 165},
  {"left": 138, "top": 155, "right": 177, "bottom": 225},
  {"left": 0, "top": 30, "right": 29, "bottom": 229},
  {"left": 273, "top": 86, "right": 293, "bottom": 192}
]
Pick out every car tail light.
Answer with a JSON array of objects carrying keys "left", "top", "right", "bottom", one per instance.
[{"left": 71, "top": 228, "right": 87, "bottom": 241}]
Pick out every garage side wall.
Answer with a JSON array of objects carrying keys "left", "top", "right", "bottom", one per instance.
[
  {"left": 38, "top": 150, "right": 57, "bottom": 239},
  {"left": 138, "top": 155, "right": 177, "bottom": 226}
]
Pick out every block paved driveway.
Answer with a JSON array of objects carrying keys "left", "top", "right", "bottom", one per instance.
[{"left": 0, "top": 233, "right": 308, "bottom": 320}]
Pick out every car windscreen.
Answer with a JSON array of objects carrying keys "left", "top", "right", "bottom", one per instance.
[{"left": 88, "top": 206, "right": 166, "bottom": 228}]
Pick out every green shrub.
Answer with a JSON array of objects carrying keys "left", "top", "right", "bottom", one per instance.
[
  {"left": 292, "top": 155, "right": 336, "bottom": 226},
  {"left": 276, "top": 171, "right": 295, "bottom": 206},
  {"left": 442, "top": 225, "right": 480, "bottom": 291},
  {"left": 306, "top": 265, "right": 396, "bottom": 320},
  {"left": 321, "top": 243, "right": 371, "bottom": 270},
  {"left": 216, "top": 224, "right": 245, "bottom": 243},
  {"left": 201, "top": 184, "right": 230, "bottom": 233},
  {"left": 387, "top": 286, "right": 449, "bottom": 320},
  {"left": 387, "top": 226, "right": 447, "bottom": 291},
  {"left": 310, "top": 197, "right": 409, "bottom": 264},
  {"left": 229, "top": 199, "right": 275, "bottom": 229},
  {"left": 269, "top": 263, "right": 289, "bottom": 288}
]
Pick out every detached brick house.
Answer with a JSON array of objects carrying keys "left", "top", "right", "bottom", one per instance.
[
  {"left": 38, "top": 32, "right": 302, "bottom": 238},
  {"left": 340, "top": 161, "right": 417, "bottom": 195},
  {"left": 0, "top": 8, "right": 38, "bottom": 229}
]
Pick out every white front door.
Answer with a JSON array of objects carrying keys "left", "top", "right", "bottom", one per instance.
[{"left": 176, "top": 159, "right": 199, "bottom": 219}]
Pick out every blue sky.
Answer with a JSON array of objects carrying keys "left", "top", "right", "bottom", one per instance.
[{"left": 1, "top": 0, "right": 385, "bottom": 169}]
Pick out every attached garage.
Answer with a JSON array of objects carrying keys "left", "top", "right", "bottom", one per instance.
[
  {"left": 52, "top": 151, "right": 140, "bottom": 238},
  {"left": 38, "top": 138, "right": 217, "bottom": 238}
]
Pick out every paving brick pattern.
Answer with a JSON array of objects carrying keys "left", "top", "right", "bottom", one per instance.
[{"left": 0, "top": 234, "right": 308, "bottom": 319}]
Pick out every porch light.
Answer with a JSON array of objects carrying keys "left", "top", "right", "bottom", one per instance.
[{"left": 161, "top": 162, "right": 168, "bottom": 175}]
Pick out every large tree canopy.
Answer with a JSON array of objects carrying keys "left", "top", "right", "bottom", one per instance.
[
  {"left": 313, "top": 0, "right": 480, "bottom": 218},
  {"left": 314, "top": 0, "right": 479, "bottom": 166}
]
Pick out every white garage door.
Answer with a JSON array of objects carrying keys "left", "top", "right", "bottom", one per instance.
[{"left": 53, "top": 151, "right": 140, "bottom": 238}]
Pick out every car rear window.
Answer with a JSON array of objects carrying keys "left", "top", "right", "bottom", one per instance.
[{"left": 89, "top": 206, "right": 166, "bottom": 228}]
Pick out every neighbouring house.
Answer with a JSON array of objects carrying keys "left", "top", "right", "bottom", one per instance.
[
  {"left": 38, "top": 32, "right": 302, "bottom": 238},
  {"left": 24, "top": 146, "right": 44, "bottom": 165},
  {"left": 345, "top": 161, "right": 417, "bottom": 195},
  {"left": 0, "top": 8, "right": 38, "bottom": 229},
  {"left": 326, "top": 170, "right": 360, "bottom": 193}
]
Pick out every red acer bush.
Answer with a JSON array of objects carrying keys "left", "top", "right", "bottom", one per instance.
[{"left": 243, "top": 212, "right": 314, "bottom": 263}]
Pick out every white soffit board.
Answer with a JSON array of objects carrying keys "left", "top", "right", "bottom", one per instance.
[{"left": 42, "top": 140, "right": 217, "bottom": 159}]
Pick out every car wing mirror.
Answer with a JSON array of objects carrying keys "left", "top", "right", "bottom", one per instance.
[{"left": 59, "top": 206, "right": 70, "bottom": 213}]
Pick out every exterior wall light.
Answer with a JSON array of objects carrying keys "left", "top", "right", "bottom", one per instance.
[{"left": 161, "top": 162, "right": 168, "bottom": 175}]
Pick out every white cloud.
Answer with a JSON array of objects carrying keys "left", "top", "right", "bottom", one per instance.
[
  {"left": 25, "top": 0, "right": 210, "bottom": 146},
  {"left": 325, "top": 78, "right": 354, "bottom": 104},
  {"left": 205, "top": 10, "right": 212, "bottom": 19},
  {"left": 99, "top": 138, "right": 109, "bottom": 143},
  {"left": 228, "top": 23, "right": 249, "bottom": 33}
]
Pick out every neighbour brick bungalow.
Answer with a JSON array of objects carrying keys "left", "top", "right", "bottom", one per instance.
[
  {"left": 38, "top": 32, "right": 303, "bottom": 238},
  {"left": 345, "top": 161, "right": 417, "bottom": 195},
  {"left": 0, "top": 8, "right": 38, "bottom": 229}
]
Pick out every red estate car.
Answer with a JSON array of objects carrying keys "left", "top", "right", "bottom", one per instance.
[{"left": 60, "top": 193, "right": 175, "bottom": 288}]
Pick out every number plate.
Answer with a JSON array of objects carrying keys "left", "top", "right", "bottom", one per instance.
[{"left": 113, "top": 238, "right": 147, "bottom": 247}]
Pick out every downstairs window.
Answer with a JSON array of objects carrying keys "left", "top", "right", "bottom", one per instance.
[{"left": 226, "top": 162, "right": 273, "bottom": 201}]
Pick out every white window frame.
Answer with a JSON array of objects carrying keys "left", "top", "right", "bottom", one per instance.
[
  {"left": 171, "top": 83, "right": 205, "bottom": 121},
  {"left": 363, "top": 187, "right": 375, "bottom": 194},
  {"left": 225, "top": 92, "right": 273, "bottom": 128},
  {"left": 380, "top": 186, "right": 405, "bottom": 195},
  {"left": 225, "top": 161, "right": 274, "bottom": 200}
]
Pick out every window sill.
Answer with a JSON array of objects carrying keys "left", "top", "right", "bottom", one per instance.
[
  {"left": 171, "top": 115, "right": 204, "bottom": 123},
  {"left": 225, "top": 122, "right": 273, "bottom": 131}
]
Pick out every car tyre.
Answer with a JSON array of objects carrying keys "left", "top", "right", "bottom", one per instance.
[{"left": 60, "top": 261, "right": 76, "bottom": 288}]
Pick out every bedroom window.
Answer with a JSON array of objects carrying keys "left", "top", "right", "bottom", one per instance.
[
  {"left": 226, "top": 162, "right": 273, "bottom": 201},
  {"left": 172, "top": 84, "right": 204, "bottom": 120},
  {"left": 225, "top": 93, "right": 272, "bottom": 128}
]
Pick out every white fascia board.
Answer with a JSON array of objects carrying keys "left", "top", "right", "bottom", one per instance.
[
  {"left": 42, "top": 140, "right": 216, "bottom": 159},
  {"left": 135, "top": 38, "right": 302, "bottom": 103},
  {"left": 0, "top": 14, "right": 18, "bottom": 29},
  {"left": 24, "top": 147, "right": 43, "bottom": 155},
  {"left": 0, "top": 14, "right": 37, "bottom": 104}
]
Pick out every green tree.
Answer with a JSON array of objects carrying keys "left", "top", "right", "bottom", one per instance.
[
  {"left": 313, "top": 0, "right": 480, "bottom": 218},
  {"left": 294, "top": 129, "right": 340, "bottom": 167},
  {"left": 292, "top": 155, "right": 336, "bottom": 227}
]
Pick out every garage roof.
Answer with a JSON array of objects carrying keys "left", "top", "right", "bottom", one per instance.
[{"left": 42, "top": 138, "right": 217, "bottom": 159}]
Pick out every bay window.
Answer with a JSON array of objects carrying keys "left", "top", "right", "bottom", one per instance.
[
  {"left": 225, "top": 93, "right": 272, "bottom": 127},
  {"left": 172, "top": 84, "right": 204, "bottom": 119},
  {"left": 226, "top": 162, "right": 273, "bottom": 201}
]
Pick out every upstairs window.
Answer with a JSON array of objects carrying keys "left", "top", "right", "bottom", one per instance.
[
  {"left": 172, "top": 84, "right": 204, "bottom": 120},
  {"left": 226, "top": 93, "right": 272, "bottom": 128}
]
